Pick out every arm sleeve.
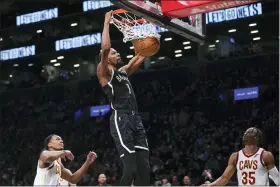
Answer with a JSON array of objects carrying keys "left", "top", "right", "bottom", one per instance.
[{"left": 268, "top": 167, "right": 279, "bottom": 185}]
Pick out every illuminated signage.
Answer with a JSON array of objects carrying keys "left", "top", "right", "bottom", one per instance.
[
  {"left": 234, "top": 87, "right": 259, "bottom": 101},
  {"left": 16, "top": 8, "right": 58, "bottom": 26},
  {"left": 83, "top": 1, "right": 113, "bottom": 12},
  {"left": 206, "top": 3, "right": 262, "bottom": 24},
  {"left": 0, "top": 45, "right": 35, "bottom": 61},
  {"left": 90, "top": 105, "right": 111, "bottom": 117},
  {"left": 55, "top": 33, "right": 101, "bottom": 51}
]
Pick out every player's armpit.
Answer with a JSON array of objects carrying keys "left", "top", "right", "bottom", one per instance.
[
  {"left": 263, "top": 151, "right": 279, "bottom": 185},
  {"left": 206, "top": 152, "right": 237, "bottom": 186},
  {"left": 120, "top": 54, "right": 145, "bottom": 76}
]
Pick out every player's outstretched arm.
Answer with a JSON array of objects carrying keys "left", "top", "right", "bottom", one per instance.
[
  {"left": 40, "top": 150, "right": 74, "bottom": 164},
  {"left": 61, "top": 151, "right": 97, "bottom": 184},
  {"left": 203, "top": 152, "right": 237, "bottom": 186},
  {"left": 120, "top": 40, "right": 145, "bottom": 76},
  {"left": 120, "top": 54, "right": 145, "bottom": 76},
  {"left": 97, "top": 11, "right": 112, "bottom": 86},
  {"left": 263, "top": 151, "right": 279, "bottom": 185}
]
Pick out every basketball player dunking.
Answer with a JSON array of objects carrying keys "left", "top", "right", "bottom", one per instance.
[
  {"left": 34, "top": 134, "right": 97, "bottom": 185},
  {"left": 97, "top": 11, "right": 150, "bottom": 186},
  {"left": 203, "top": 127, "right": 279, "bottom": 186}
]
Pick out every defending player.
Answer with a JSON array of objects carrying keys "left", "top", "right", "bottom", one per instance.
[
  {"left": 97, "top": 11, "right": 150, "bottom": 186},
  {"left": 34, "top": 134, "right": 97, "bottom": 185},
  {"left": 203, "top": 127, "right": 279, "bottom": 186}
]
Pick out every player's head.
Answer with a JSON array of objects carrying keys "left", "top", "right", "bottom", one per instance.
[
  {"left": 44, "top": 134, "right": 64, "bottom": 150},
  {"left": 99, "top": 48, "right": 122, "bottom": 66},
  {"left": 243, "top": 127, "right": 263, "bottom": 146},
  {"left": 98, "top": 174, "right": 106, "bottom": 184}
]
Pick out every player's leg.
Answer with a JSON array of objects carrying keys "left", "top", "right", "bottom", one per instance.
[
  {"left": 132, "top": 115, "right": 150, "bottom": 186},
  {"left": 110, "top": 112, "right": 137, "bottom": 186}
]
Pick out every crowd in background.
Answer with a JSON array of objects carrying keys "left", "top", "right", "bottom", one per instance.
[{"left": 0, "top": 53, "right": 278, "bottom": 186}]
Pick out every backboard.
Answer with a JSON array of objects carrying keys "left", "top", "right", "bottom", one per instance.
[
  {"left": 109, "top": 0, "right": 261, "bottom": 44},
  {"left": 110, "top": 0, "right": 206, "bottom": 44}
]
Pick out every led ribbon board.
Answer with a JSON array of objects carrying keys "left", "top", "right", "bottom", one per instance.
[
  {"left": 90, "top": 105, "right": 111, "bottom": 117},
  {"left": 206, "top": 2, "right": 262, "bottom": 24},
  {"left": 234, "top": 87, "right": 259, "bottom": 101},
  {"left": 55, "top": 33, "right": 101, "bottom": 51},
  {"left": 0, "top": 45, "right": 36, "bottom": 61},
  {"left": 16, "top": 8, "right": 58, "bottom": 26},
  {"left": 83, "top": 1, "right": 113, "bottom": 12}
]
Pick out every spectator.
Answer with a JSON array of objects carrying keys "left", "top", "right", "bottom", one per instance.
[
  {"left": 97, "top": 174, "right": 108, "bottom": 186},
  {"left": 171, "top": 175, "right": 179, "bottom": 186},
  {"left": 0, "top": 53, "right": 278, "bottom": 186},
  {"left": 182, "top": 176, "right": 192, "bottom": 186},
  {"left": 161, "top": 177, "right": 171, "bottom": 186}
]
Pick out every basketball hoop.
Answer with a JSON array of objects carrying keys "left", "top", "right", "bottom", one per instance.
[{"left": 111, "top": 9, "right": 161, "bottom": 43}]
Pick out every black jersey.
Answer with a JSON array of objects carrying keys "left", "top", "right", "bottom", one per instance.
[{"left": 103, "top": 68, "right": 138, "bottom": 111}]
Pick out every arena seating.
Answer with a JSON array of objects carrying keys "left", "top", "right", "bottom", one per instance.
[{"left": 0, "top": 53, "right": 278, "bottom": 185}]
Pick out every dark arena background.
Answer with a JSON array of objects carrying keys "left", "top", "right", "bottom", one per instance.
[{"left": 0, "top": 0, "right": 278, "bottom": 186}]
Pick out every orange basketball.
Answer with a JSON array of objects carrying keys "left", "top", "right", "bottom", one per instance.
[{"left": 135, "top": 37, "right": 160, "bottom": 57}]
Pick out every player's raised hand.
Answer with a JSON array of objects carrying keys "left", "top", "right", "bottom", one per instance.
[
  {"left": 61, "top": 150, "right": 74, "bottom": 161},
  {"left": 104, "top": 10, "right": 113, "bottom": 24},
  {"left": 86, "top": 151, "right": 97, "bottom": 164}
]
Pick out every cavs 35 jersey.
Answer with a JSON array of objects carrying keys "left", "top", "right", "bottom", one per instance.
[
  {"left": 236, "top": 148, "right": 269, "bottom": 186},
  {"left": 34, "top": 160, "right": 62, "bottom": 185}
]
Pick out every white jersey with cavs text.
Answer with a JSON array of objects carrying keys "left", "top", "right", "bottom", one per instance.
[
  {"left": 236, "top": 148, "right": 269, "bottom": 186},
  {"left": 33, "top": 160, "right": 62, "bottom": 185}
]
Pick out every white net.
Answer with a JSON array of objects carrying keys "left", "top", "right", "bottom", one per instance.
[{"left": 111, "top": 10, "right": 161, "bottom": 43}]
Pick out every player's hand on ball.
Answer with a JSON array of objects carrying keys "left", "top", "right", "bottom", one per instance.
[
  {"left": 131, "top": 40, "right": 140, "bottom": 55},
  {"left": 86, "top": 151, "right": 97, "bottom": 164},
  {"left": 61, "top": 150, "right": 74, "bottom": 161},
  {"left": 104, "top": 10, "right": 113, "bottom": 24}
]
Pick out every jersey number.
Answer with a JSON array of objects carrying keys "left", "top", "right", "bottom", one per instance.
[
  {"left": 242, "top": 171, "right": 255, "bottom": 185},
  {"left": 126, "top": 83, "right": 131, "bottom": 94}
]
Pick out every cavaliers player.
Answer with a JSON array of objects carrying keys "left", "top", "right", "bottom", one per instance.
[
  {"left": 97, "top": 11, "right": 150, "bottom": 186},
  {"left": 203, "top": 127, "right": 279, "bottom": 186},
  {"left": 34, "top": 134, "right": 97, "bottom": 185}
]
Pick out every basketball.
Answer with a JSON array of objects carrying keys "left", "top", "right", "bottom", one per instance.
[{"left": 134, "top": 37, "right": 160, "bottom": 57}]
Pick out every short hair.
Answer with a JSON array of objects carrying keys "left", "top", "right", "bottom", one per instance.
[
  {"left": 255, "top": 128, "right": 263, "bottom": 146},
  {"left": 44, "top": 134, "right": 56, "bottom": 150}
]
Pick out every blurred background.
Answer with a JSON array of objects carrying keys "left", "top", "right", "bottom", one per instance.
[{"left": 0, "top": 0, "right": 278, "bottom": 186}]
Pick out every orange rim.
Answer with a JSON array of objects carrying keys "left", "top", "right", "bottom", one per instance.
[
  {"left": 111, "top": 9, "right": 152, "bottom": 25},
  {"left": 112, "top": 9, "right": 128, "bottom": 15},
  {"left": 112, "top": 18, "right": 147, "bottom": 24}
]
